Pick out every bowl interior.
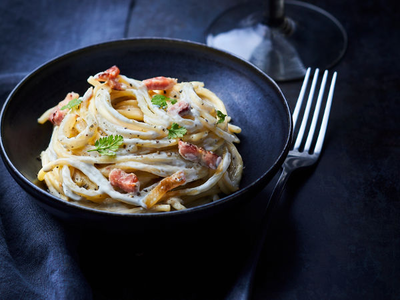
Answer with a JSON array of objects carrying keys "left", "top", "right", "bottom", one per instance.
[{"left": 0, "top": 38, "right": 291, "bottom": 219}]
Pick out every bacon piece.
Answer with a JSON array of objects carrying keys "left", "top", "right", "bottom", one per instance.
[
  {"left": 109, "top": 168, "right": 140, "bottom": 193},
  {"left": 167, "top": 101, "right": 191, "bottom": 116},
  {"left": 49, "top": 92, "right": 80, "bottom": 126},
  {"left": 143, "top": 76, "right": 177, "bottom": 90},
  {"left": 178, "top": 140, "right": 222, "bottom": 170},
  {"left": 94, "top": 65, "right": 125, "bottom": 90},
  {"left": 144, "top": 171, "right": 186, "bottom": 208},
  {"left": 49, "top": 109, "right": 66, "bottom": 127},
  {"left": 96, "top": 65, "right": 120, "bottom": 80}
]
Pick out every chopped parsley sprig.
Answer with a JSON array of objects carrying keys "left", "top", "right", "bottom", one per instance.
[
  {"left": 88, "top": 135, "right": 123, "bottom": 156},
  {"left": 151, "top": 94, "right": 177, "bottom": 109},
  {"left": 216, "top": 110, "right": 227, "bottom": 124},
  {"left": 167, "top": 123, "right": 187, "bottom": 139},
  {"left": 61, "top": 97, "right": 82, "bottom": 110}
]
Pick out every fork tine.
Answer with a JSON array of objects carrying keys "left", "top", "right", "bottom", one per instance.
[
  {"left": 292, "top": 67, "right": 311, "bottom": 128},
  {"left": 293, "top": 68, "right": 320, "bottom": 150},
  {"left": 304, "top": 70, "right": 328, "bottom": 152},
  {"left": 314, "top": 71, "right": 337, "bottom": 155}
]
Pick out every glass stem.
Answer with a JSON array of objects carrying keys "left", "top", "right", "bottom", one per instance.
[{"left": 269, "top": 0, "right": 285, "bottom": 27}]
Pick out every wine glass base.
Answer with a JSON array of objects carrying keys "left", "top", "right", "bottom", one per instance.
[{"left": 206, "top": 0, "right": 348, "bottom": 81}]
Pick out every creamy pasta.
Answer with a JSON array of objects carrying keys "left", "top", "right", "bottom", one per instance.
[{"left": 37, "top": 66, "right": 243, "bottom": 213}]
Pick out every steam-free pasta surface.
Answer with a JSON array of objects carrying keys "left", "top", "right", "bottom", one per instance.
[{"left": 37, "top": 66, "right": 243, "bottom": 213}]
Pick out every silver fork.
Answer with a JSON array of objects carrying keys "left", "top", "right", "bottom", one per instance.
[{"left": 226, "top": 68, "right": 337, "bottom": 300}]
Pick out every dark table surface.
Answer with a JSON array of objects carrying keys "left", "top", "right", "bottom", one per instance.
[{"left": 0, "top": 0, "right": 399, "bottom": 299}]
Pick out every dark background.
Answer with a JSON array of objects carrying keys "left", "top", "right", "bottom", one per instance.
[{"left": 0, "top": 0, "right": 399, "bottom": 299}]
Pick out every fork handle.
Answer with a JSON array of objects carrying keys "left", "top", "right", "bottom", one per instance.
[{"left": 224, "top": 166, "right": 292, "bottom": 300}]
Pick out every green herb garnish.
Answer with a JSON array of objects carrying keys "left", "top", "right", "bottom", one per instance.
[
  {"left": 216, "top": 110, "right": 227, "bottom": 124},
  {"left": 167, "top": 123, "right": 187, "bottom": 139},
  {"left": 88, "top": 135, "right": 123, "bottom": 156},
  {"left": 151, "top": 94, "right": 176, "bottom": 109},
  {"left": 61, "top": 97, "right": 82, "bottom": 110}
]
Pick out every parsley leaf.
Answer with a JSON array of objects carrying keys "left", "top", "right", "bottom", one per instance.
[
  {"left": 167, "top": 123, "right": 187, "bottom": 139},
  {"left": 151, "top": 94, "right": 177, "bottom": 109},
  {"left": 61, "top": 97, "right": 82, "bottom": 110},
  {"left": 88, "top": 135, "right": 123, "bottom": 156},
  {"left": 151, "top": 94, "right": 168, "bottom": 109},
  {"left": 216, "top": 110, "right": 227, "bottom": 124}
]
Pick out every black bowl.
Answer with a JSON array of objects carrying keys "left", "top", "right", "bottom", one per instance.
[{"left": 0, "top": 38, "right": 291, "bottom": 232}]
